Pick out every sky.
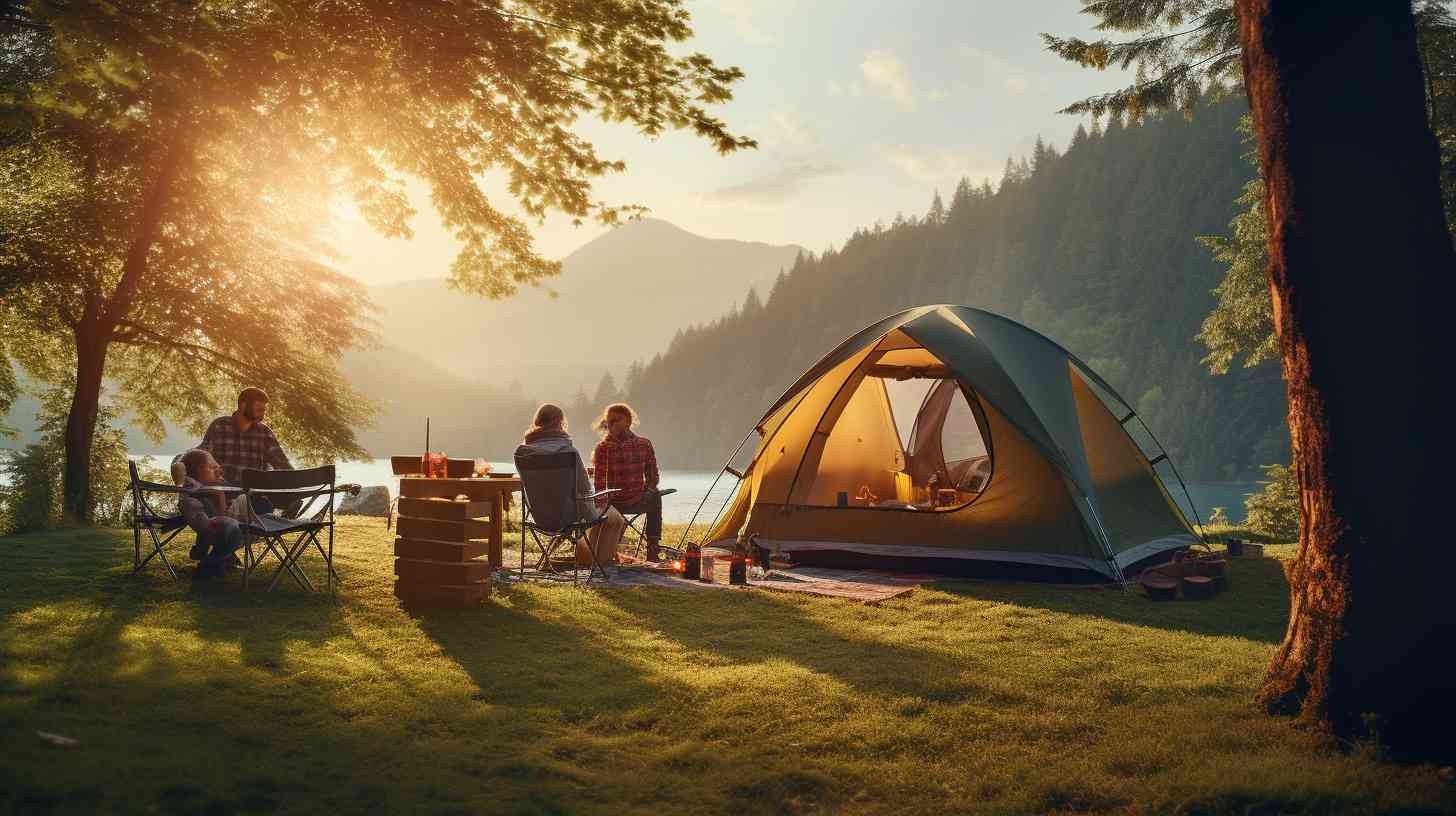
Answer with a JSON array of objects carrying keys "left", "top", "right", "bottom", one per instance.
[{"left": 334, "top": 1, "right": 1134, "bottom": 286}]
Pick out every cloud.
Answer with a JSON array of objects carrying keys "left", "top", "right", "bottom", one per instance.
[
  {"left": 958, "top": 45, "right": 1032, "bottom": 97},
  {"left": 707, "top": 161, "right": 843, "bottom": 204},
  {"left": 712, "top": 0, "right": 798, "bottom": 46},
  {"left": 882, "top": 145, "right": 1000, "bottom": 187},
  {"left": 860, "top": 49, "right": 917, "bottom": 111},
  {"left": 768, "top": 111, "right": 814, "bottom": 148}
]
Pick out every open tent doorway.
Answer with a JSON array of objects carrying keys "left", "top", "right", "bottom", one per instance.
[{"left": 797, "top": 342, "right": 994, "bottom": 512}]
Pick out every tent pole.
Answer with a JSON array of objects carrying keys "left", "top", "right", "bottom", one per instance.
[
  {"left": 1080, "top": 494, "right": 1128, "bottom": 590},
  {"left": 681, "top": 383, "right": 820, "bottom": 551},
  {"left": 677, "top": 427, "right": 757, "bottom": 550}
]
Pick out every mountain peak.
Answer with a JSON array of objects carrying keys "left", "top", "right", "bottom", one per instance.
[
  {"left": 564, "top": 217, "right": 797, "bottom": 262},
  {"left": 364, "top": 218, "right": 804, "bottom": 395}
]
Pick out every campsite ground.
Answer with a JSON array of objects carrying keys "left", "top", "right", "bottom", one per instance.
[{"left": 2, "top": 518, "right": 1452, "bottom": 815}]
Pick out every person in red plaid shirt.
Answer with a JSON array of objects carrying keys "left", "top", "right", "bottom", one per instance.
[
  {"left": 197, "top": 387, "right": 293, "bottom": 484},
  {"left": 592, "top": 403, "right": 664, "bottom": 561}
]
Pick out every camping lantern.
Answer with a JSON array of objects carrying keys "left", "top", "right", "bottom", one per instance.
[
  {"left": 422, "top": 452, "right": 448, "bottom": 479},
  {"left": 682, "top": 544, "right": 701, "bottom": 580},
  {"left": 419, "top": 418, "right": 448, "bottom": 478},
  {"left": 728, "top": 554, "right": 748, "bottom": 585}
]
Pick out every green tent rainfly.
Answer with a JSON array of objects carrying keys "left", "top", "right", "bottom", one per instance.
[{"left": 697, "top": 305, "right": 1200, "bottom": 583}]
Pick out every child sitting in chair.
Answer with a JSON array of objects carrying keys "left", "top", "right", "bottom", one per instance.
[{"left": 177, "top": 448, "right": 245, "bottom": 580}]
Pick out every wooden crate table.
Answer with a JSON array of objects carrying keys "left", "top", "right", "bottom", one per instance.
[{"left": 392, "top": 474, "right": 521, "bottom": 608}]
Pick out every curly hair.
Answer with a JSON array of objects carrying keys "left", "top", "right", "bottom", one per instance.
[{"left": 594, "top": 402, "right": 638, "bottom": 435}]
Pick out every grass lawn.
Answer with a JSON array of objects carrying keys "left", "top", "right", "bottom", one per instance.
[{"left": 2, "top": 518, "right": 1453, "bottom": 815}]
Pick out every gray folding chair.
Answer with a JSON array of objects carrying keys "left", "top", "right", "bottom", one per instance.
[
  {"left": 513, "top": 449, "right": 617, "bottom": 584},
  {"left": 617, "top": 487, "right": 679, "bottom": 562},
  {"left": 127, "top": 461, "right": 189, "bottom": 580},
  {"left": 239, "top": 466, "right": 342, "bottom": 592}
]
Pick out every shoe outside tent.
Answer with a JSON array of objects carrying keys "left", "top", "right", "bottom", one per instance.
[{"left": 686, "top": 305, "right": 1203, "bottom": 584}]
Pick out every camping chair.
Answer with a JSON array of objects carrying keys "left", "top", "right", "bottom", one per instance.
[
  {"left": 514, "top": 450, "right": 618, "bottom": 584},
  {"left": 239, "top": 466, "right": 343, "bottom": 593},
  {"left": 128, "top": 461, "right": 189, "bottom": 580},
  {"left": 617, "top": 487, "right": 679, "bottom": 562}
]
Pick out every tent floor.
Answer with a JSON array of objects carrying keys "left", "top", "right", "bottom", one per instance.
[{"left": 783, "top": 546, "right": 1187, "bottom": 585}]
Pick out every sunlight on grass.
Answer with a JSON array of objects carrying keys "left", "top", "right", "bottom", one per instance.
[{"left": 1, "top": 518, "right": 1451, "bottom": 815}]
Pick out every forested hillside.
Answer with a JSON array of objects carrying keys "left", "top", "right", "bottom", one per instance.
[{"left": 619, "top": 96, "right": 1288, "bottom": 480}]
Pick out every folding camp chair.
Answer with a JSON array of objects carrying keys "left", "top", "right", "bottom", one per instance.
[
  {"left": 239, "top": 466, "right": 342, "bottom": 592},
  {"left": 513, "top": 449, "right": 618, "bottom": 584},
  {"left": 617, "top": 487, "right": 679, "bottom": 562},
  {"left": 128, "top": 461, "right": 189, "bottom": 580}
]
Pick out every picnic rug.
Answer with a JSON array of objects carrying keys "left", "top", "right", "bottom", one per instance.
[{"left": 589, "top": 563, "right": 939, "bottom": 603}]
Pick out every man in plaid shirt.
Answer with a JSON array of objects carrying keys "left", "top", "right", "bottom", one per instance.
[
  {"left": 592, "top": 403, "right": 663, "bottom": 560},
  {"left": 198, "top": 387, "right": 293, "bottom": 484}
]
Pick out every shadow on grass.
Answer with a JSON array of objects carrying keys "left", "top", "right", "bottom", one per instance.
[
  {"left": 594, "top": 585, "right": 998, "bottom": 704},
  {"left": 411, "top": 588, "right": 667, "bottom": 716},
  {"left": 928, "top": 554, "right": 1292, "bottom": 643},
  {"left": 1, "top": 525, "right": 362, "bottom": 681},
  {"left": 0, "top": 528, "right": 602, "bottom": 814}
]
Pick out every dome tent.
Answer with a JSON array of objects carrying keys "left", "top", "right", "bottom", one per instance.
[{"left": 696, "top": 305, "right": 1200, "bottom": 583}]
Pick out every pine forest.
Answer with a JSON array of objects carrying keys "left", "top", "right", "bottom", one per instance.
[{"left": 613, "top": 96, "right": 1288, "bottom": 481}]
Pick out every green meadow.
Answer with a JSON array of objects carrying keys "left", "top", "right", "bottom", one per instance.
[{"left": 2, "top": 518, "right": 1452, "bottom": 815}]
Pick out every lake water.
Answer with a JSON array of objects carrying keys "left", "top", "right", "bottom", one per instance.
[{"left": 127, "top": 456, "right": 1259, "bottom": 527}]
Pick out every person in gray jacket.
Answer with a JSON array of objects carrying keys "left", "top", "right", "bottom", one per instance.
[
  {"left": 177, "top": 448, "right": 245, "bottom": 580},
  {"left": 515, "top": 403, "right": 626, "bottom": 565}
]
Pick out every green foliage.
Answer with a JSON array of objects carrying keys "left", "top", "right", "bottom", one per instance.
[
  {"left": 0, "top": 0, "right": 751, "bottom": 509},
  {"left": 1042, "top": 3, "right": 1240, "bottom": 121},
  {"left": 1196, "top": 117, "right": 1279, "bottom": 374},
  {"left": 2, "top": 0, "right": 752, "bottom": 297},
  {"left": 0, "top": 386, "right": 136, "bottom": 532},
  {"left": 1044, "top": 2, "right": 1455, "bottom": 129},
  {"left": 0, "top": 438, "right": 58, "bottom": 533},
  {"left": 1244, "top": 463, "right": 1300, "bottom": 543}
]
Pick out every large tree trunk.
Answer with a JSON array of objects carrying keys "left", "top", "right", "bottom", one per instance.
[
  {"left": 62, "top": 318, "right": 109, "bottom": 521},
  {"left": 1237, "top": 0, "right": 1456, "bottom": 762}
]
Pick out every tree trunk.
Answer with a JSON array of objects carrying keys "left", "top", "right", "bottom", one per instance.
[
  {"left": 63, "top": 319, "right": 109, "bottom": 521},
  {"left": 1237, "top": 0, "right": 1456, "bottom": 762},
  {"left": 59, "top": 132, "right": 187, "bottom": 521}
]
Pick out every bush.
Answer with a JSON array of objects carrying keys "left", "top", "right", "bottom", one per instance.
[
  {"left": 0, "top": 386, "right": 140, "bottom": 534},
  {"left": 0, "top": 441, "right": 61, "bottom": 533},
  {"left": 1244, "top": 462, "right": 1300, "bottom": 542}
]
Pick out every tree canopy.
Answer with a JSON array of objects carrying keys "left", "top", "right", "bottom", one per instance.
[
  {"left": 1044, "top": 1, "right": 1455, "bottom": 125},
  {"left": 0, "top": 0, "right": 753, "bottom": 517}
]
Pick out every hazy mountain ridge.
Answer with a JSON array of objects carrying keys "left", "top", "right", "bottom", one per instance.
[{"left": 366, "top": 218, "right": 804, "bottom": 398}]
